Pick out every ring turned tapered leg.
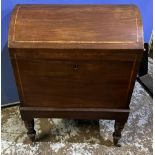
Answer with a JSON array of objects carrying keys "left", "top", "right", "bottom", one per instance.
[
  {"left": 24, "top": 119, "right": 36, "bottom": 141},
  {"left": 113, "top": 119, "right": 128, "bottom": 147}
]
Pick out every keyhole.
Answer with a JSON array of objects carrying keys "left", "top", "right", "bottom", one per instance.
[{"left": 73, "top": 64, "right": 79, "bottom": 70}]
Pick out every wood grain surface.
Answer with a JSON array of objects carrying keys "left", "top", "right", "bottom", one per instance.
[
  {"left": 10, "top": 48, "right": 143, "bottom": 109},
  {"left": 8, "top": 5, "right": 143, "bottom": 49}
]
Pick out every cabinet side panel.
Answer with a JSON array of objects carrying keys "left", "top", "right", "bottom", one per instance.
[{"left": 9, "top": 49, "right": 25, "bottom": 105}]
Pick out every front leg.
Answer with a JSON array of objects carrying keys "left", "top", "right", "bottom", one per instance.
[
  {"left": 113, "top": 119, "right": 127, "bottom": 147},
  {"left": 24, "top": 119, "right": 36, "bottom": 141}
]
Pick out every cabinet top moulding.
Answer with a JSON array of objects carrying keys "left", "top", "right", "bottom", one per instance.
[{"left": 8, "top": 4, "right": 144, "bottom": 50}]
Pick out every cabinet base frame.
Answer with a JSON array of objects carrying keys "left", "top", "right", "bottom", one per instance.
[{"left": 20, "top": 107, "right": 129, "bottom": 146}]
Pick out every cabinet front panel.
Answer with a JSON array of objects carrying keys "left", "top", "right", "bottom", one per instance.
[{"left": 14, "top": 52, "right": 136, "bottom": 109}]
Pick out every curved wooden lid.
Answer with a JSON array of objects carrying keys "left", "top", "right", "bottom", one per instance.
[{"left": 8, "top": 5, "right": 144, "bottom": 49}]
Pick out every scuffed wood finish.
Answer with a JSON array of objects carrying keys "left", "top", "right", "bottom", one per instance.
[
  {"left": 8, "top": 5, "right": 144, "bottom": 145},
  {"left": 8, "top": 5, "right": 143, "bottom": 49}
]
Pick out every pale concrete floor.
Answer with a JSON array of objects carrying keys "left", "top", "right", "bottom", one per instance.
[{"left": 1, "top": 58, "right": 153, "bottom": 155}]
